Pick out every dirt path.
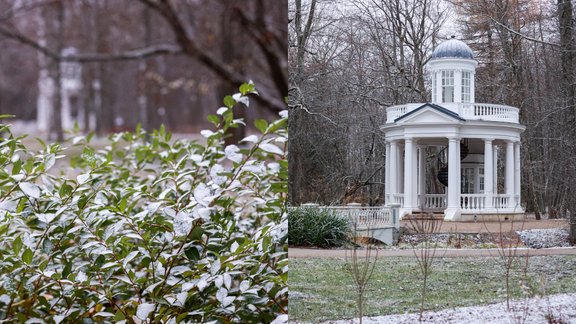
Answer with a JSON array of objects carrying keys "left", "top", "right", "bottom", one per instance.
[{"left": 289, "top": 246, "right": 576, "bottom": 258}]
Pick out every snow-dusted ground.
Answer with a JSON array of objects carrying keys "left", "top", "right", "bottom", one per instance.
[
  {"left": 320, "top": 293, "right": 576, "bottom": 323},
  {"left": 517, "top": 228, "right": 571, "bottom": 249}
]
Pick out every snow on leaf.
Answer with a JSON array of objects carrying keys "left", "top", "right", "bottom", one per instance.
[
  {"left": 19, "top": 182, "right": 40, "bottom": 199},
  {"left": 240, "top": 280, "right": 250, "bottom": 292},
  {"left": 279, "top": 110, "right": 288, "bottom": 119},
  {"left": 222, "top": 296, "right": 235, "bottom": 307},
  {"left": 123, "top": 251, "right": 139, "bottom": 268},
  {"left": 223, "top": 273, "right": 232, "bottom": 290},
  {"left": 215, "top": 275, "right": 223, "bottom": 288},
  {"left": 271, "top": 314, "right": 289, "bottom": 324},
  {"left": 75, "top": 271, "right": 87, "bottom": 283},
  {"left": 216, "top": 287, "right": 227, "bottom": 303},
  {"left": 173, "top": 212, "right": 192, "bottom": 237},
  {"left": 190, "top": 154, "right": 203, "bottom": 162},
  {"left": 0, "top": 200, "right": 17, "bottom": 212},
  {"left": 230, "top": 241, "right": 239, "bottom": 253},
  {"left": 197, "top": 208, "right": 211, "bottom": 221},
  {"left": 193, "top": 183, "right": 213, "bottom": 207},
  {"left": 209, "top": 164, "right": 227, "bottom": 185},
  {"left": 224, "top": 145, "right": 242, "bottom": 163},
  {"left": 259, "top": 143, "right": 284, "bottom": 156},
  {"left": 267, "top": 162, "right": 281, "bottom": 173},
  {"left": 44, "top": 154, "right": 55, "bottom": 171},
  {"left": 240, "top": 134, "right": 259, "bottom": 143},
  {"left": 53, "top": 316, "right": 65, "bottom": 324},
  {"left": 211, "top": 259, "right": 221, "bottom": 276},
  {"left": 182, "top": 282, "right": 194, "bottom": 292},
  {"left": 76, "top": 173, "right": 90, "bottom": 185},
  {"left": 94, "top": 312, "right": 115, "bottom": 317},
  {"left": 216, "top": 107, "right": 228, "bottom": 115},
  {"left": 136, "top": 303, "right": 155, "bottom": 320},
  {"left": 36, "top": 213, "right": 56, "bottom": 224},
  {"left": 200, "top": 130, "right": 214, "bottom": 138},
  {"left": 232, "top": 93, "right": 249, "bottom": 107},
  {"left": 197, "top": 278, "right": 208, "bottom": 292},
  {"left": 176, "top": 291, "right": 187, "bottom": 305}
]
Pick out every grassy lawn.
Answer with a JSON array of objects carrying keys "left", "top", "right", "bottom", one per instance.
[{"left": 289, "top": 255, "right": 576, "bottom": 323}]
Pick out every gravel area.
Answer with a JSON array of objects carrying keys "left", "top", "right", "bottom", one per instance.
[
  {"left": 516, "top": 228, "right": 571, "bottom": 249},
  {"left": 397, "top": 227, "right": 571, "bottom": 249},
  {"left": 319, "top": 293, "right": 576, "bottom": 323}
]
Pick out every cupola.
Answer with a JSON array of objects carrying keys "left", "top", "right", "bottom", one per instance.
[{"left": 428, "top": 37, "right": 478, "bottom": 106}]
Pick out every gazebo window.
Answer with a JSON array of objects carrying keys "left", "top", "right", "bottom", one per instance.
[
  {"left": 431, "top": 72, "right": 437, "bottom": 102},
  {"left": 462, "top": 71, "right": 471, "bottom": 103},
  {"left": 461, "top": 167, "right": 475, "bottom": 193},
  {"left": 442, "top": 70, "right": 454, "bottom": 102}
]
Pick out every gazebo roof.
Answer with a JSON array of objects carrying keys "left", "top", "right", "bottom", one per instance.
[{"left": 431, "top": 37, "right": 474, "bottom": 60}]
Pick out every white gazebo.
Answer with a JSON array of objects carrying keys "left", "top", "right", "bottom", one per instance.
[{"left": 382, "top": 38, "right": 525, "bottom": 221}]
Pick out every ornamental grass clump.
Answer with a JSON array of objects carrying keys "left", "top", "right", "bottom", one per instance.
[
  {"left": 288, "top": 207, "right": 351, "bottom": 247},
  {"left": 0, "top": 83, "right": 288, "bottom": 323}
]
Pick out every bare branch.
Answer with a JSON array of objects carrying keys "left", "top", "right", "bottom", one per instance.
[
  {"left": 0, "top": 24, "right": 182, "bottom": 62},
  {"left": 490, "top": 18, "right": 560, "bottom": 48}
]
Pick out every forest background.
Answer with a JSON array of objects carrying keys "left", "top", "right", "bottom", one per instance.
[
  {"left": 288, "top": 0, "right": 576, "bottom": 236},
  {"left": 0, "top": 0, "right": 287, "bottom": 142}
]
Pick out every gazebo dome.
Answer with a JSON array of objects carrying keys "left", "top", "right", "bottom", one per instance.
[{"left": 431, "top": 37, "right": 474, "bottom": 59}]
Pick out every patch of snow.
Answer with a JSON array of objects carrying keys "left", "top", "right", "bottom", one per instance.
[
  {"left": 321, "top": 293, "right": 576, "bottom": 324},
  {"left": 516, "top": 228, "right": 570, "bottom": 249}
]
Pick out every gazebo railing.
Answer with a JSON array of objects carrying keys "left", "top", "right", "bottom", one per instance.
[
  {"left": 421, "top": 194, "right": 446, "bottom": 209},
  {"left": 385, "top": 103, "right": 519, "bottom": 124},
  {"left": 460, "top": 194, "right": 485, "bottom": 210},
  {"left": 329, "top": 206, "right": 399, "bottom": 229}
]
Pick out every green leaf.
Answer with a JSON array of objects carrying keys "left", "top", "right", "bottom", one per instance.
[
  {"left": 114, "top": 310, "right": 125, "bottom": 321},
  {"left": 254, "top": 119, "right": 268, "bottom": 133},
  {"left": 12, "top": 159, "right": 21, "bottom": 175},
  {"left": 59, "top": 183, "right": 73, "bottom": 198},
  {"left": 118, "top": 197, "right": 128, "bottom": 213},
  {"left": 266, "top": 118, "right": 287, "bottom": 134},
  {"left": 39, "top": 259, "right": 48, "bottom": 271},
  {"left": 223, "top": 95, "right": 235, "bottom": 108},
  {"left": 239, "top": 82, "right": 255, "bottom": 95},
  {"left": 13, "top": 236, "right": 22, "bottom": 254},
  {"left": 77, "top": 194, "right": 89, "bottom": 209},
  {"left": 22, "top": 248, "right": 33, "bottom": 265},
  {"left": 207, "top": 114, "right": 220, "bottom": 126},
  {"left": 185, "top": 246, "right": 201, "bottom": 261}
]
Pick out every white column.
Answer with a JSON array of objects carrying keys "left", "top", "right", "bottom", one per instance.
[
  {"left": 389, "top": 141, "right": 398, "bottom": 199},
  {"left": 493, "top": 145, "right": 499, "bottom": 194},
  {"left": 411, "top": 142, "right": 418, "bottom": 207},
  {"left": 397, "top": 143, "right": 404, "bottom": 194},
  {"left": 385, "top": 141, "right": 391, "bottom": 204},
  {"left": 505, "top": 140, "right": 514, "bottom": 208},
  {"left": 404, "top": 138, "right": 414, "bottom": 209},
  {"left": 418, "top": 146, "right": 426, "bottom": 207},
  {"left": 447, "top": 137, "right": 460, "bottom": 209},
  {"left": 514, "top": 141, "right": 521, "bottom": 208},
  {"left": 484, "top": 139, "right": 494, "bottom": 208}
]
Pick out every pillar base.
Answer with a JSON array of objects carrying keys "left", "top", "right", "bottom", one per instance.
[{"left": 443, "top": 208, "right": 461, "bottom": 221}]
